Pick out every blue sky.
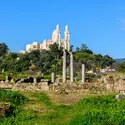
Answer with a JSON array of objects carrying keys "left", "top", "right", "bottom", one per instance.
[{"left": 0, "top": 0, "right": 125, "bottom": 58}]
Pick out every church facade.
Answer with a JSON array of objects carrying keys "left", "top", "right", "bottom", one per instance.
[{"left": 24, "top": 24, "right": 70, "bottom": 53}]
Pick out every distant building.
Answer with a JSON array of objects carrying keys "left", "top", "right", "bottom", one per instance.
[
  {"left": 19, "top": 50, "right": 26, "bottom": 54},
  {"left": 26, "top": 42, "right": 40, "bottom": 52},
  {"left": 25, "top": 24, "right": 70, "bottom": 52}
]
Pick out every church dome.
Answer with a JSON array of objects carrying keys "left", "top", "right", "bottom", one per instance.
[
  {"left": 52, "top": 29, "right": 57, "bottom": 35},
  {"left": 52, "top": 24, "right": 60, "bottom": 35},
  {"left": 52, "top": 29, "right": 60, "bottom": 35}
]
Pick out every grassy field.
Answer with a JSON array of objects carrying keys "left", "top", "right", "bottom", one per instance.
[{"left": 1, "top": 89, "right": 125, "bottom": 125}]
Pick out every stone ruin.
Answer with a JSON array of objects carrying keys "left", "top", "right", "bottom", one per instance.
[
  {"left": 0, "top": 50, "right": 125, "bottom": 95},
  {"left": 0, "top": 76, "right": 51, "bottom": 91},
  {"left": 101, "top": 75, "right": 125, "bottom": 93},
  {"left": 1, "top": 73, "right": 125, "bottom": 95}
]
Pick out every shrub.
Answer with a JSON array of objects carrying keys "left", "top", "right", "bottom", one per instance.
[
  {"left": 0, "top": 73, "right": 6, "bottom": 81},
  {"left": 43, "top": 74, "right": 51, "bottom": 80},
  {"left": 0, "top": 89, "right": 28, "bottom": 105},
  {"left": 118, "top": 62, "right": 125, "bottom": 73}
]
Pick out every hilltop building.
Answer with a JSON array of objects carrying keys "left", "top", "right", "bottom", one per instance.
[{"left": 20, "top": 24, "right": 70, "bottom": 53}]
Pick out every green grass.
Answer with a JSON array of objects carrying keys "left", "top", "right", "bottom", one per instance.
[
  {"left": 69, "top": 95, "right": 125, "bottom": 125},
  {"left": 37, "top": 92, "right": 53, "bottom": 108},
  {"left": 1, "top": 91, "right": 125, "bottom": 125},
  {"left": 0, "top": 89, "right": 28, "bottom": 121},
  {"left": 0, "top": 89, "right": 28, "bottom": 105}
]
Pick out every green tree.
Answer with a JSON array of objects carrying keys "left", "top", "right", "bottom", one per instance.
[
  {"left": 80, "top": 43, "right": 88, "bottom": 51},
  {"left": 76, "top": 47, "right": 80, "bottom": 52},
  {"left": 0, "top": 43, "right": 9, "bottom": 57},
  {"left": 80, "top": 43, "right": 93, "bottom": 54},
  {"left": 118, "top": 62, "right": 125, "bottom": 72},
  {"left": 102, "top": 55, "right": 115, "bottom": 68},
  {"left": 70, "top": 45, "right": 74, "bottom": 52}
]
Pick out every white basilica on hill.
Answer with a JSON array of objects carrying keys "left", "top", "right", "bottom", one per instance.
[
  {"left": 20, "top": 24, "right": 70, "bottom": 53},
  {"left": 51, "top": 24, "right": 70, "bottom": 51}
]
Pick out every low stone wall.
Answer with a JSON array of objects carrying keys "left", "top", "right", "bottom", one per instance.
[
  {"left": 0, "top": 78, "right": 51, "bottom": 91},
  {"left": 12, "top": 82, "right": 49, "bottom": 91},
  {"left": 1, "top": 75, "right": 125, "bottom": 94},
  {"left": 99, "top": 76, "right": 125, "bottom": 93}
]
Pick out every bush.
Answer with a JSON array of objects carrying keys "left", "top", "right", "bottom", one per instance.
[
  {"left": 118, "top": 62, "right": 125, "bottom": 73},
  {"left": 86, "top": 73, "right": 101, "bottom": 82},
  {"left": 43, "top": 74, "right": 51, "bottom": 80},
  {"left": 0, "top": 73, "right": 6, "bottom": 81},
  {"left": 0, "top": 89, "right": 28, "bottom": 105}
]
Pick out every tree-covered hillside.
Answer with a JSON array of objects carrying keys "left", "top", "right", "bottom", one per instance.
[{"left": 0, "top": 42, "right": 115, "bottom": 78}]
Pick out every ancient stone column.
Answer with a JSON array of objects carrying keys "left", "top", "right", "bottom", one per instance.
[
  {"left": 6, "top": 75, "right": 8, "bottom": 81},
  {"left": 51, "top": 72, "right": 55, "bottom": 83},
  {"left": 34, "top": 78, "right": 37, "bottom": 84},
  {"left": 63, "top": 50, "right": 66, "bottom": 83},
  {"left": 2, "top": 69, "right": 4, "bottom": 73},
  {"left": 70, "top": 52, "right": 74, "bottom": 82},
  {"left": 82, "top": 64, "right": 85, "bottom": 83},
  {"left": 5, "top": 75, "right": 9, "bottom": 84}
]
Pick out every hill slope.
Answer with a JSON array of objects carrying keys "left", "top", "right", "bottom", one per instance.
[{"left": 116, "top": 58, "right": 125, "bottom": 63}]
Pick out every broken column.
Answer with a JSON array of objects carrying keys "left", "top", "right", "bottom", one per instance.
[
  {"left": 6, "top": 75, "right": 8, "bottom": 81},
  {"left": 51, "top": 72, "right": 55, "bottom": 83},
  {"left": 34, "top": 78, "right": 37, "bottom": 84},
  {"left": 2, "top": 69, "right": 4, "bottom": 73},
  {"left": 63, "top": 50, "right": 66, "bottom": 83},
  {"left": 70, "top": 52, "right": 74, "bottom": 83},
  {"left": 5, "top": 75, "right": 9, "bottom": 84},
  {"left": 82, "top": 64, "right": 85, "bottom": 83}
]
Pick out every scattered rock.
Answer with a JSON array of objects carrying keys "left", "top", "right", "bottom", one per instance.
[
  {"left": 10, "top": 79, "right": 15, "bottom": 84},
  {"left": 115, "top": 94, "right": 125, "bottom": 101},
  {"left": 0, "top": 102, "right": 11, "bottom": 118}
]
